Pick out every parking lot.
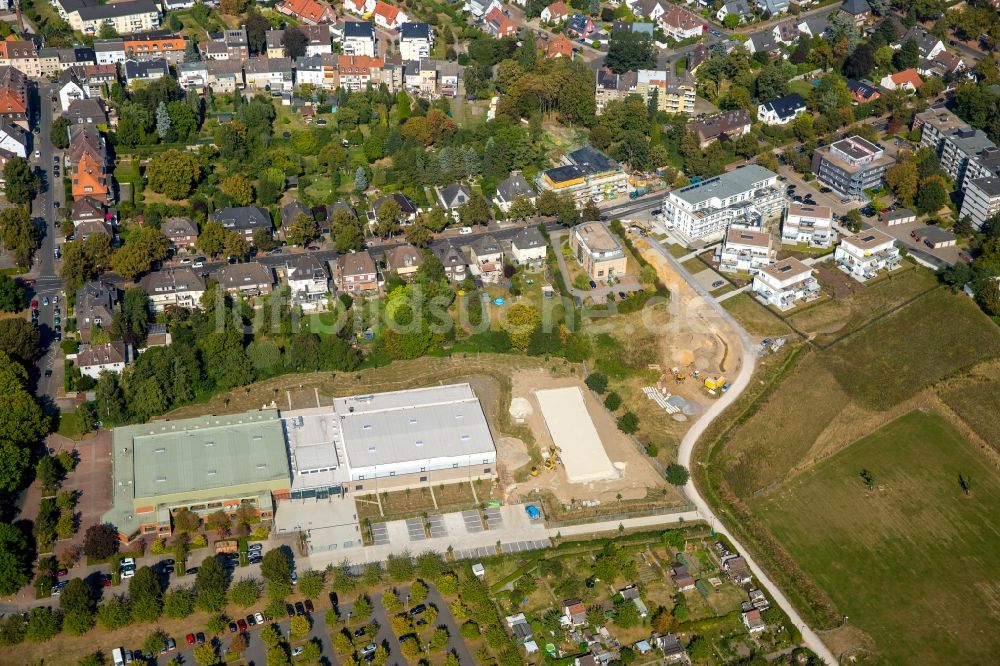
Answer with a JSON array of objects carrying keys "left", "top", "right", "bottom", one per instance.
[{"left": 462, "top": 510, "right": 484, "bottom": 534}]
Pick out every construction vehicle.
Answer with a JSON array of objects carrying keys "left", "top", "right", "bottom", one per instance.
[
  {"left": 672, "top": 367, "right": 686, "bottom": 382},
  {"left": 704, "top": 376, "right": 727, "bottom": 391},
  {"left": 543, "top": 458, "right": 556, "bottom": 472},
  {"left": 530, "top": 466, "right": 539, "bottom": 477}
]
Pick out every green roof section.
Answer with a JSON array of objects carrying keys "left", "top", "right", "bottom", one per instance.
[{"left": 103, "top": 409, "right": 291, "bottom": 535}]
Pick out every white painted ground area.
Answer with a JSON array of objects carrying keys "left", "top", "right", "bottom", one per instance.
[{"left": 535, "top": 386, "right": 618, "bottom": 483}]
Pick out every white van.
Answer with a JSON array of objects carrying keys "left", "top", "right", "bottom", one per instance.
[{"left": 112, "top": 647, "right": 125, "bottom": 666}]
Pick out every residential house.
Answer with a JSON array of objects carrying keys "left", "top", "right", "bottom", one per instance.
[
  {"left": 69, "top": 127, "right": 112, "bottom": 202},
  {"left": 335, "top": 250, "right": 380, "bottom": 294},
  {"left": 724, "top": 556, "right": 752, "bottom": 585},
  {"left": 546, "top": 33, "right": 575, "bottom": 59},
  {"left": 337, "top": 55, "right": 388, "bottom": 91},
  {"left": 244, "top": 57, "right": 294, "bottom": 91},
  {"left": 755, "top": 0, "right": 788, "bottom": 15},
  {"left": 541, "top": 1, "right": 570, "bottom": 23},
  {"left": 717, "top": 0, "right": 750, "bottom": 23},
  {"left": 209, "top": 207, "right": 273, "bottom": 244},
  {"left": 140, "top": 267, "right": 207, "bottom": 311},
  {"left": 178, "top": 61, "right": 209, "bottom": 90},
  {"left": 782, "top": 203, "right": 834, "bottom": 247},
  {"left": 0, "top": 120, "right": 26, "bottom": 158},
  {"left": 879, "top": 68, "right": 923, "bottom": 93},
  {"left": 742, "top": 609, "right": 766, "bottom": 634},
  {"left": 571, "top": 221, "right": 626, "bottom": 281},
  {"left": 835, "top": 229, "right": 901, "bottom": 279},
  {"left": 373, "top": 1, "right": 408, "bottom": 31},
  {"left": 203, "top": 28, "right": 250, "bottom": 60},
  {"left": 562, "top": 599, "right": 588, "bottom": 627},
  {"left": 75, "top": 342, "right": 132, "bottom": 379},
  {"left": 566, "top": 13, "right": 595, "bottom": 37},
  {"left": 123, "top": 58, "right": 168, "bottom": 87},
  {"left": 342, "top": 22, "right": 377, "bottom": 57},
  {"left": 717, "top": 226, "right": 773, "bottom": 273},
  {"left": 94, "top": 39, "right": 127, "bottom": 65},
  {"left": 752, "top": 257, "right": 818, "bottom": 310},
  {"left": 634, "top": 0, "right": 668, "bottom": 25},
  {"left": 839, "top": 0, "right": 870, "bottom": 26},
  {"left": 75, "top": 280, "right": 119, "bottom": 343},
  {"left": 671, "top": 564, "right": 696, "bottom": 591},
  {"left": 383, "top": 243, "right": 423, "bottom": 280},
  {"left": 847, "top": 78, "right": 880, "bottom": 104},
  {"left": 0, "top": 37, "right": 40, "bottom": 78},
  {"left": 746, "top": 32, "right": 780, "bottom": 57},
  {"left": 403, "top": 58, "right": 441, "bottom": 97},
  {"left": 215, "top": 262, "right": 275, "bottom": 297},
  {"left": 67, "top": 98, "right": 107, "bottom": 128},
  {"left": 0, "top": 66, "right": 28, "bottom": 130},
  {"left": 284, "top": 254, "right": 330, "bottom": 310},
  {"left": 66, "top": 0, "right": 161, "bottom": 36},
  {"left": 265, "top": 23, "right": 289, "bottom": 54},
  {"left": 399, "top": 22, "right": 433, "bottom": 60},
  {"left": 918, "top": 50, "right": 965, "bottom": 79},
  {"left": 370, "top": 193, "right": 418, "bottom": 223},
  {"left": 39, "top": 46, "right": 98, "bottom": 75},
  {"left": 71, "top": 196, "right": 106, "bottom": 227},
  {"left": 900, "top": 25, "right": 945, "bottom": 60},
  {"left": 510, "top": 226, "right": 547, "bottom": 266},
  {"left": 433, "top": 241, "right": 468, "bottom": 282},
  {"left": 466, "top": 234, "right": 503, "bottom": 283},
  {"left": 206, "top": 60, "right": 244, "bottom": 92},
  {"left": 464, "top": 0, "right": 503, "bottom": 19},
  {"left": 661, "top": 165, "right": 785, "bottom": 242},
  {"left": 812, "top": 135, "right": 894, "bottom": 200},
  {"left": 659, "top": 5, "right": 703, "bottom": 41},
  {"left": 437, "top": 182, "right": 472, "bottom": 214},
  {"left": 75, "top": 219, "right": 112, "bottom": 240},
  {"left": 494, "top": 171, "right": 535, "bottom": 213},
  {"left": 505, "top": 613, "right": 533, "bottom": 642},
  {"left": 277, "top": 0, "right": 337, "bottom": 25},
  {"left": 296, "top": 54, "right": 337, "bottom": 89},
  {"left": 772, "top": 19, "right": 802, "bottom": 46},
  {"left": 618, "top": 586, "right": 648, "bottom": 618},
  {"left": 484, "top": 7, "right": 518, "bottom": 39},
  {"left": 654, "top": 634, "right": 688, "bottom": 663},
  {"left": 344, "top": 0, "right": 375, "bottom": 15},
  {"left": 687, "top": 109, "right": 752, "bottom": 148},
  {"left": 161, "top": 216, "right": 198, "bottom": 250},
  {"left": 538, "top": 145, "right": 628, "bottom": 204},
  {"left": 757, "top": 92, "right": 807, "bottom": 125},
  {"left": 123, "top": 33, "right": 186, "bottom": 62},
  {"left": 881, "top": 208, "right": 916, "bottom": 226}
]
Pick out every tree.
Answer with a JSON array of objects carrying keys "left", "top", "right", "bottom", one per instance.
[
  {"left": 916, "top": 178, "right": 947, "bottom": 214},
  {"left": 289, "top": 614, "right": 310, "bottom": 640},
  {"left": 975, "top": 277, "right": 1000, "bottom": 316},
  {"left": 615, "top": 598, "right": 640, "bottom": 628},
  {"left": 386, "top": 552, "right": 415, "bottom": 582},
  {"left": 3, "top": 157, "right": 39, "bottom": 205},
  {"left": 112, "top": 227, "right": 170, "bottom": 280},
  {"left": 83, "top": 523, "right": 119, "bottom": 560},
  {"left": 229, "top": 578, "right": 262, "bottom": 608},
  {"left": 197, "top": 221, "right": 227, "bottom": 257},
  {"left": 129, "top": 566, "right": 164, "bottom": 622},
  {"left": 617, "top": 411, "right": 639, "bottom": 434},
  {"left": 375, "top": 199, "right": 402, "bottom": 238},
  {"left": 297, "top": 569, "right": 325, "bottom": 600},
  {"left": 844, "top": 43, "right": 875, "bottom": 79},
  {"left": 893, "top": 38, "right": 920, "bottom": 70},
  {"left": 458, "top": 193, "right": 491, "bottom": 226},
  {"left": 163, "top": 587, "right": 194, "bottom": 619},
  {"left": 859, "top": 468, "right": 874, "bottom": 491},
  {"left": 665, "top": 463, "right": 690, "bottom": 486},
  {"left": 285, "top": 213, "right": 319, "bottom": 247},
  {"left": 605, "top": 30, "right": 655, "bottom": 73},
  {"left": 283, "top": 26, "right": 308, "bottom": 59},
  {"left": 352, "top": 595, "right": 372, "bottom": 619},
  {"left": 60, "top": 234, "right": 113, "bottom": 292},
  {"left": 0, "top": 523, "right": 30, "bottom": 595},
  {"left": 400, "top": 637, "right": 422, "bottom": 660},
  {"left": 354, "top": 167, "right": 368, "bottom": 192},
  {"left": 404, "top": 221, "right": 432, "bottom": 248},
  {"left": 0, "top": 275, "right": 25, "bottom": 312},
  {"left": 25, "top": 606, "right": 62, "bottom": 642},
  {"left": 604, "top": 391, "right": 622, "bottom": 411},
  {"left": 585, "top": 372, "right": 608, "bottom": 394},
  {"left": 193, "top": 642, "right": 219, "bottom": 666},
  {"left": 0, "top": 205, "right": 41, "bottom": 266},
  {"left": 220, "top": 174, "right": 254, "bottom": 206},
  {"left": 146, "top": 150, "right": 201, "bottom": 199},
  {"left": 885, "top": 160, "right": 918, "bottom": 206},
  {"left": 60, "top": 577, "right": 97, "bottom": 635},
  {"left": 261, "top": 549, "right": 292, "bottom": 599},
  {"left": 194, "top": 556, "right": 229, "bottom": 612},
  {"left": 0, "top": 318, "right": 40, "bottom": 365},
  {"left": 51, "top": 116, "right": 70, "bottom": 149},
  {"left": 156, "top": 101, "right": 172, "bottom": 140}
]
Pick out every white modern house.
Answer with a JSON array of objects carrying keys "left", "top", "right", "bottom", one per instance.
[
  {"left": 756, "top": 93, "right": 807, "bottom": 126},
  {"left": 781, "top": 203, "right": 834, "bottom": 247},
  {"left": 510, "top": 226, "right": 548, "bottom": 266},
  {"left": 834, "top": 229, "right": 901, "bottom": 280},
  {"left": 74, "top": 342, "right": 132, "bottom": 379},
  {"left": 660, "top": 165, "right": 785, "bottom": 243},
  {"left": 284, "top": 255, "right": 330, "bottom": 311},
  {"left": 716, "top": 226, "right": 773, "bottom": 273},
  {"left": 752, "top": 257, "right": 819, "bottom": 310},
  {"left": 399, "top": 22, "right": 433, "bottom": 60},
  {"left": 140, "top": 268, "right": 206, "bottom": 311}
]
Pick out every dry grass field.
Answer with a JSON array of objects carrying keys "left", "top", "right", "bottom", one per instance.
[{"left": 753, "top": 410, "right": 1000, "bottom": 665}]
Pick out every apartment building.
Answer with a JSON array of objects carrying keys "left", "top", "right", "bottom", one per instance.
[
  {"left": 716, "top": 226, "right": 773, "bottom": 274},
  {"left": 342, "top": 21, "right": 377, "bottom": 57},
  {"left": 687, "top": 110, "right": 752, "bottom": 148},
  {"left": 939, "top": 128, "right": 995, "bottom": 187},
  {"left": 67, "top": 0, "right": 161, "bottom": 36},
  {"left": 752, "top": 258, "right": 819, "bottom": 310},
  {"left": 914, "top": 108, "right": 969, "bottom": 154},
  {"left": 834, "top": 229, "right": 901, "bottom": 280},
  {"left": 958, "top": 177, "right": 1000, "bottom": 230},
  {"left": 660, "top": 165, "right": 785, "bottom": 243},
  {"left": 538, "top": 146, "right": 628, "bottom": 204},
  {"left": 811, "top": 136, "right": 894, "bottom": 200},
  {"left": 782, "top": 203, "right": 834, "bottom": 247},
  {"left": 0, "top": 37, "right": 40, "bottom": 78},
  {"left": 140, "top": 268, "right": 207, "bottom": 310},
  {"left": 570, "top": 221, "right": 626, "bottom": 282},
  {"left": 399, "top": 22, "right": 433, "bottom": 61}
]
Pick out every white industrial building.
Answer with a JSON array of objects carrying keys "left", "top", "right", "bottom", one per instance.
[{"left": 660, "top": 165, "right": 786, "bottom": 243}]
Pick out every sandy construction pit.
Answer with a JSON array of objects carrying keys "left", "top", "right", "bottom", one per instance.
[{"left": 504, "top": 370, "right": 669, "bottom": 503}]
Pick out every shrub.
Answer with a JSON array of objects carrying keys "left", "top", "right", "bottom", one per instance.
[
  {"left": 603, "top": 391, "right": 622, "bottom": 411},
  {"left": 585, "top": 372, "right": 608, "bottom": 394},
  {"left": 665, "top": 463, "right": 690, "bottom": 486}
]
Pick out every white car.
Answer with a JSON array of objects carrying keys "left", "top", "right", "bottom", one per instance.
[
  {"left": 193, "top": 260, "right": 204, "bottom": 268},
  {"left": 459, "top": 226, "right": 473, "bottom": 235},
  {"left": 254, "top": 612, "right": 265, "bottom": 625},
  {"left": 121, "top": 568, "right": 135, "bottom": 579},
  {"left": 34, "top": 150, "right": 40, "bottom": 159},
  {"left": 120, "top": 557, "right": 136, "bottom": 568},
  {"left": 179, "top": 257, "right": 192, "bottom": 265},
  {"left": 291, "top": 647, "right": 303, "bottom": 657}
]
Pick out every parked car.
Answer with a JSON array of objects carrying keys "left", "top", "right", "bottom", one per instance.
[
  {"left": 246, "top": 614, "right": 256, "bottom": 627},
  {"left": 237, "top": 618, "right": 247, "bottom": 631},
  {"left": 286, "top": 603, "right": 295, "bottom": 618},
  {"left": 588, "top": 280, "right": 597, "bottom": 289},
  {"left": 294, "top": 601, "right": 306, "bottom": 616},
  {"left": 712, "top": 280, "right": 725, "bottom": 288},
  {"left": 196, "top": 632, "right": 205, "bottom": 645},
  {"left": 304, "top": 599, "right": 314, "bottom": 613},
  {"left": 291, "top": 647, "right": 304, "bottom": 657},
  {"left": 459, "top": 226, "right": 473, "bottom": 235},
  {"left": 185, "top": 634, "right": 196, "bottom": 646},
  {"left": 228, "top": 621, "right": 238, "bottom": 633},
  {"left": 409, "top": 604, "right": 427, "bottom": 616},
  {"left": 248, "top": 555, "right": 262, "bottom": 565},
  {"left": 185, "top": 567, "right": 199, "bottom": 576},
  {"left": 254, "top": 612, "right": 265, "bottom": 625}
]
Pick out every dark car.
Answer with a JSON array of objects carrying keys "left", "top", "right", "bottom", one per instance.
[
  {"left": 354, "top": 627, "right": 367, "bottom": 638},
  {"left": 196, "top": 632, "right": 206, "bottom": 645},
  {"left": 409, "top": 604, "right": 427, "bottom": 616},
  {"left": 588, "top": 280, "right": 597, "bottom": 289},
  {"left": 712, "top": 280, "right": 725, "bottom": 288},
  {"left": 295, "top": 601, "right": 306, "bottom": 616},
  {"left": 618, "top": 291, "right": 626, "bottom": 300},
  {"left": 185, "top": 567, "right": 199, "bottom": 575},
  {"left": 286, "top": 603, "right": 296, "bottom": 618},
  {"left": 249, "top": 555, "right": 263, "bottom": 565},
  {"left": 161, "top": 558, "right": 175, "bottom": 566},
  {"left": 650, "top": 209, "right": 662, "bottom": 216},
  {"left": 304, "top": 599, "right": 314, "bottom": 613},
  {"left": 819, "top": 187, "right": 832, "bottom": 194},
  {"left": 229, "top": 621, "right": 238, "bottom": 633},
  {"left": 246, "top": 614, "right": 257, "bottom": 627}
]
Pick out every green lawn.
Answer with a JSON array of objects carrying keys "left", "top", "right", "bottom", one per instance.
[{"left": 753, "top": 410, "right": 1000, "bottom": 665}]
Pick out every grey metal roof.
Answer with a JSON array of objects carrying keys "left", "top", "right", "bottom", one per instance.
[
  {"left": 672, "top": 164, "right": 778, "bottom": 206},
  {"left": 334, "top": 384, "right": 494, "bottom": 469},
  {"left": 77, "top": 0, "right": 158, "bottom": 20}
]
